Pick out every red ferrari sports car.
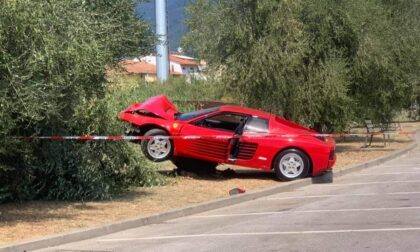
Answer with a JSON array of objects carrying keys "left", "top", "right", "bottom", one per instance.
[{"left": 119, "top": 95, "right": 336, "bottom": 181}]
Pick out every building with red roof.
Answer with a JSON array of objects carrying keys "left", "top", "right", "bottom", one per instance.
[
  {"left": 120, "top": 53, "right": 206, "bottom": 82},
  {"left": 120, "top": 59, "right": 183, "bottom": 82}
]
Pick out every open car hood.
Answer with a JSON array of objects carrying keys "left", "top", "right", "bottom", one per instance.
[{"left": 123, "top": 95, "right": 179, "bottom": 120}]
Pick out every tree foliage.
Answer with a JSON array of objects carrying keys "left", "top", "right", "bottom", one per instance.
[
  {"left": 0, "top": 0, "right": 158, "bottom": 201},
  {"left": 184, "top": 0, "right": 420, "bottom": 130}
]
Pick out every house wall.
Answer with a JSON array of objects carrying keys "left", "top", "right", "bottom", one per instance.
[
  {"left": 141, "top": 55, "right": 201, "bottom": 76},
  {"left": 181, "top": 65, "right": 200, "bottom": 75},
  {"left": 170, "top": 62, "right": 183, "bottom": 74}
]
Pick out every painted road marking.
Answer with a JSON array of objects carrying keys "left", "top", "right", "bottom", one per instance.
[
  {"left": 320, "top": 180, "right": 420, "bottom": 187},
  {"left": 264, "top": 191, "right": 420, "bottom": 200},
  {"left": 353, "top": 172, "right": 420, "bottom": 176},
  {"left": 97, "top": 227, "right": 420, "bottom": 241},
  {"left": 374, "top": 164, "right": 418, "bottom": 168},
  {"left": 189, "top": 206, "right": 420, "bottom": 219}
]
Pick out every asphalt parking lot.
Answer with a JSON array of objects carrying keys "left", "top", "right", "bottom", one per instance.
[{"left": 36, "top": 143, "right": 420, "bottom": 251}]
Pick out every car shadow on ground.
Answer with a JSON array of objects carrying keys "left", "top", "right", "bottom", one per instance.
[
  {"left": 161, "top": 167, "right": 277, "bottom": 181},
  {"left": 162, "top": 167, "right": 333, "bottom": 184}
]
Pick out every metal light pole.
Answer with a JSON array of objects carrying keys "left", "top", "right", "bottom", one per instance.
[{"left": 155, "top": 0, "right": 169, "bottom": 81}]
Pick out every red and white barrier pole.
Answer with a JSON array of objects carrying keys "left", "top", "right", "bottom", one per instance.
[{"left": 14, "top": 130, "right": 416, "bottom": 141}]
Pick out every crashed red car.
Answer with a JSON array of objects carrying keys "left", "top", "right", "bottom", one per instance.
[{"left": 119, "top": 95, "right": 336, "bottom": 181}]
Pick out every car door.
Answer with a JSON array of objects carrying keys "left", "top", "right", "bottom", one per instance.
[
  {"left": 175, "top": 113, "right": 247, "bottom": 163},
  {"left": 231, "top": 116, "right": 271, "bottom": 169}
]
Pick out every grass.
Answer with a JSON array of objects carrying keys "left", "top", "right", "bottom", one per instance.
[{"left": 0, "top": 121, "right": 418, "bottom": 245}]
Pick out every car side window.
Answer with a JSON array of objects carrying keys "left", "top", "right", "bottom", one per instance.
[
  {"left": 195, "top": 113, "right": 247, "bottom": 132},
  {"left": 243, "top": 117, "right": 269, "bottom": 133}
]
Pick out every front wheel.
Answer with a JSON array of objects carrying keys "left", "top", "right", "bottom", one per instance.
[
  {"left": 141, "top": 129, "right": 173, "bottom": 162},
  {"left": 274, "top": 149, "right": 310, "bottom": 181}
]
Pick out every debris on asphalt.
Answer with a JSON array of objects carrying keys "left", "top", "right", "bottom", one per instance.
[{"left": 229, "top": 187, "right": 246, "bottom": 196}]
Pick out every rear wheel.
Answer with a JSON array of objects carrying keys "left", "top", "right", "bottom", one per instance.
[
  {"left": 141, "top": 129, "right": 173, "bottom": 162},
  {"left": 274, "top": 149, "right": 310, "bottom": 181},
  {"left": 172, "top": 157, "right": 218, "bottom": 174}
]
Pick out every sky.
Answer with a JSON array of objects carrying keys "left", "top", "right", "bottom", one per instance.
[{"left": 135, "top": 0, "right": 190, "bottom": 51}]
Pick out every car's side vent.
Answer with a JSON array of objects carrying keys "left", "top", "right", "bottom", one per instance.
[
  {"left": 237, "top": 142, "right": 258, "bottom": 160},
  {"left": 188, "top": 139, "right": 228, "bottom": 160}
]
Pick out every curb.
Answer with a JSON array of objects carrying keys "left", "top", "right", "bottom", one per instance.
[
  {"left": 0, "top": 179, "right": 313, "bottom": 252},
  {"left": 1, "top": 135, "right": 417, "bottom": 252}
]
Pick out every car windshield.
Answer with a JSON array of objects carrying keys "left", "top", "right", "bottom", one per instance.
[{"left": 176, "top": 107, "right": 220, "bottom": 121}]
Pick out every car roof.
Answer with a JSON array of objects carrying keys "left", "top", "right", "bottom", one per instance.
[{"left": 218, "top": 105, "right": 273, "bottom": 118}]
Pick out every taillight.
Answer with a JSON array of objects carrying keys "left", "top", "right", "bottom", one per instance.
[{"left": 329, "top": 149, "right": 335, "bottom": 160}]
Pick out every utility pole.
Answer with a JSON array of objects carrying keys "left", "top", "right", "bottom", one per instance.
[{"left": 155, "top": 0, "right": 169, "bottom": 81}]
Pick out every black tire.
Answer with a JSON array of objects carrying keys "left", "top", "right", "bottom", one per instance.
[
  {"left": 273, "top": 149, "right": 310, "bottom": 181},
  {"left": 141, "top": 129, "right": 173, "bottom": 162},
  {"left": 172, "top": 157, "right": 218, "bottom": 174}
]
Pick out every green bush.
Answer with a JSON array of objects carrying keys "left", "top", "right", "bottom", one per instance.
[
  {"left": 0, "top": 71, "right": 220, "bottom": 202},
  {"left": 183, "top": 0, "right": 354, "bottom": 132},
  {"left": 184, "top": 0, "right": 420, "bottom": 129},
  {"left": 0, "top": 0, "right": 159, "bottom": 202}
]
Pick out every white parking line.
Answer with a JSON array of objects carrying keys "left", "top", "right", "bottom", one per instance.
[
  {"left": 321, "top": 180, "right": 420, "bottom": 187},
  {"left": 97, "top": 227, "right": 420, "bottom": 241},
  {"left": 353, "top": 172, "right": 420, "bottom": 176},
  {"left": 375, "top": 164, "right": 417, "bottom": 168},
  {"left": 190, "top": 206, "right": 420, "bottom": 218},
  {"left": 380, "top": 163, "right": 415, "bottom": 166},
  {"left": 265, "top": 191, "right": 420, "bottom": 200}
]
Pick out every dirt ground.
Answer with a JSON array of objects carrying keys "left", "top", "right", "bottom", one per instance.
[{"left": 0, "top": 122, "right": 418, "bottom": 245}]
